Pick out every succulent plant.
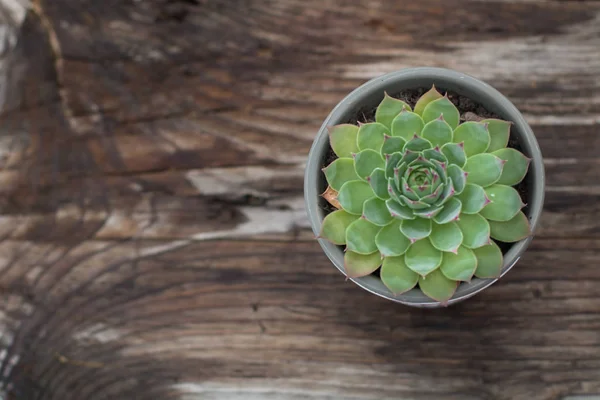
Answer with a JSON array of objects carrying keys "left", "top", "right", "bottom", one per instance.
[{"left": 320, "top": 86, "right": 531, "bottom": 303}]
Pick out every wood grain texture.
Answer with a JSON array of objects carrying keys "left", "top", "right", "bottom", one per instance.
[{"left": 1, "top": 0, "right": 600, "bottom": 399}]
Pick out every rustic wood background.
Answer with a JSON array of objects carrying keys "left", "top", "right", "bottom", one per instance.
[{"left": 0, "top": 0, "right": 599, "bottom": 399}]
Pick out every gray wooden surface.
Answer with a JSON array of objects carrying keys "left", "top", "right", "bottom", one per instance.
[{"left": 1, "top": 0, "right": 600, "bottom": 399}]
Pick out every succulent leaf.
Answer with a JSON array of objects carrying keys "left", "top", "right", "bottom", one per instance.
[
  {"left": 354, "top": 149, "right": 385, "bottom": 180},
  {"left": 492, "top": 148, "right": 530, "bottom": 186},
  {"left": 391, "top": 110, "right": 424, "bottom": 139},
  {"left": 483, "top": 119, "right": 511, "bottom": 153},
  {"left": 439, "top": 179, "right": 455, "bottom": 205},
  {"left": 420, "top": 184, "right": 445, "bottom": 205},
  {"left": 422, "top": 96, "right": 460, "bottom": 129},
  {"left": 338, "top": 180, "right": 374, "bottom": 215},
  {"left": 344, "top": 251, "right": 382, "bottom": 278},
  {"left": 381, "top": 256, "right": 419, "bottom": 295},
  {"left": 456, "top": 213, "right": 490, "bottom": 249},
  {"left": 473, "top": 242, "right": 504, "bottom": 278},
  {"left": 422, "top": 147, "right": 446, "bottom": 163},
  {"left": 433, "top": 198, "right": 462, "bottom": 224},
  {"left": 480, "top": 184, "right": 523, "bottom": 222},
  {"left": 385, "top": 198, "right": 416, "bottom": 220},
  {"left": 363, "top": 197, "right": 394, "bottom": 226},
  {"left": 452, "top": 121, "right": 490, "bottom": 156},
  {"left": 405, "top": 239, "right": 442, "bottom": 276},
  {"left": 385, "top": 152, "right": 403, "bottom": 178},
  {"left": 447, "top": 164, "right": 466, "bottom": 194},
  {"left": 457, "top": 183, "right": 488, "bottom": 214},
  {"left": 357, "top": 122, "right": 389, "bottom": 152},
  {"left": 421, "top": 118, "right": 453, "bottom": 147},
  {"left": 414, "top": 85, "right": 443, "bottom": 116},
  {"left": 429, "top": 221, "right": 463, "bottom": 252},
  {"left": 329, "top": 124, "right": 359, "bottom": 157},
  {"left": 376, "top": 93, "right": 411, "bottom": 128},
  {"left": 413, "top": 205, "right": 444, "bottom": 219},
  {"left": 441, "top": 142, "right": 466, "bottom": 168},
  {"left": 322, "top": 185, "right": 342, "bottom": 209},
  {"left": 464, "top": 153, "right": 504, "bottom": 187},
  {"left": 381, "top": 136, "right": 406, "bottom": 155},
  {"left": 418, "top": 269, "right": 458, "bottom": 303},
  {"left": 388, "top": 179, "right": 405, "bottom": 204},
  {"left": 376, "top": 220, "right": 411, "bottom": 256},
  {"left": 400, "top": 218, "right": 432, "bottom": 240},
  {"left": 489, "top": 211, "right": 531, "bottom": 242},
  {"left": 440, "top": 246, "right": 478, "bottom": 282},
  {"left": 323, "top": 158, "right": 360, "bottom": 191},
  {"left": 403, "top": 135, "right": 432, "bottom": 152},
  {"left": 346, "top": 218, "right": 381, "bottom": 254},
  {"left": 368, "top": 168, "right": 390, "bottom": 200},
  {"left": 401, "top": 176, "right": 420, "bottom": 201},
  {"left": 319, "top": 210, "right": 360, "bottom": 245}
]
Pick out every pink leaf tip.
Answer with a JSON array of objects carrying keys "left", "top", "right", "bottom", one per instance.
[
  {"left": 412, "top": 133, "right": 419, "bottom": 139},
  {"left": 434, "top": 146, "right": 441, "bottom": 152},
  {"left": 410, "top": 238, "right": 417, "bottom": 244},
  {"left": 437, "top": 113, "right": 445, "bottom": 121},
  {"left": 385, "top": 154, "right": 391, "bottom": 160},
  {"left": 384, "top": 134, "right": 392, "bottom": 140},
  {"left": 366, "top": 176, "right": 372, "bottom": 182},
  {"left": 351, "top": 153, "right": 357, "bottom": 158},
  {"left": 458, "top": 142, "right": 465, "bottom": 148},
  {"left": 394, "top": 167, "right": 400, "bottom": 175},
  {"left": 360, "top": 215, "right": 367, "bottom": 220},
  {"left": 463, "top": 171, "right": 469, "bottom": 178}
]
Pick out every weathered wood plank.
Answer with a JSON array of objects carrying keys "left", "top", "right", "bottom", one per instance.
[{"left": 2, "top": 239, "right": 600, "bottom": 400}]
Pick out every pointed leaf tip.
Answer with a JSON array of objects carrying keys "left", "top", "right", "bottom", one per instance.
[{"left": 437, "top": 114, "right": 445, "bottom": 121}]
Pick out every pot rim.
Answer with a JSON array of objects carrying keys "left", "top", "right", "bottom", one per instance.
[{"left": 304, "top": 67, "right": 545, "bottom": 308}]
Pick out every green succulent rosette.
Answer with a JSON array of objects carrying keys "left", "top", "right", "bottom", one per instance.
[{"left": 320, "top": 86, "right": 532, "bottom": 302}]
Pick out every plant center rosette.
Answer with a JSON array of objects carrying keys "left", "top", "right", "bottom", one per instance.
[{"left": 320, "top": 86, "right": 532, "bottom": 303}]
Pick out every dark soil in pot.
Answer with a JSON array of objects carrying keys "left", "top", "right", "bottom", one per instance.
[{"left": 318, "top": 87, "right": 531, "bottom": 269}]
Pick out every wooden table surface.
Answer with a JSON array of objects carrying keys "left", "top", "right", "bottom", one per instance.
[{"left": 0, "top": 0, "right": 599, "bottom": 399}]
